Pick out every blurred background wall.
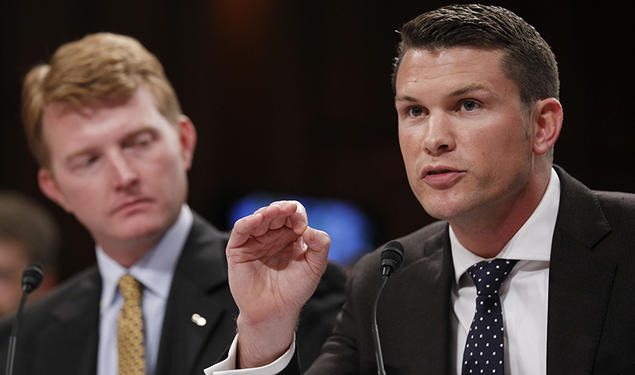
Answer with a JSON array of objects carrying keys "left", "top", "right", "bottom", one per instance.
[{"left": 1, "top": 0, "right": 633, "bottom": 280}]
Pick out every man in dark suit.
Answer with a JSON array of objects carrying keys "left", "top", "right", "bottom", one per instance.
[
  {"left": 205, "top": 4, "right": 635, "bottom": 375},
  {"left": 0, "top": 33, "right": 345, "bottom": 375}
]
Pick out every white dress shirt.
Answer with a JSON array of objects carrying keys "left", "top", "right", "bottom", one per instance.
[
  {"left": 205, "top": 169, "right": 560, "bottom": 375},
  {"left": 97, "top": 204, "right": 193, "bottom": 375}
]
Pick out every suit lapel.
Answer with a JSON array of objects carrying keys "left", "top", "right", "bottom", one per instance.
[
  {"left": 547, "top": 167, "right": 615, "bottom": 374},
  {"left": 155, "top": 214, "right": 236, "bottom": 375},
  {"left": 382, "top": 223, "right": 453, "bottom": 375}
]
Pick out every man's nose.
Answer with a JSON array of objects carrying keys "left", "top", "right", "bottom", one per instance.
[
  {"left": 422, "top": 112, "right": 456, "bottom": 156},
  {"left": 108, "top": 151, "right": 139, "bottom": 190}
]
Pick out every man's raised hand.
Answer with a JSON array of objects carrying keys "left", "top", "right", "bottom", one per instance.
[{"left": 226, "top": 200, "right": 330, "bottom": 368}]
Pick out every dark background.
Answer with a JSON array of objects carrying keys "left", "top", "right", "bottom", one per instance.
[{"left": 1, "top": 0, "right": 633, "bottom": 281}]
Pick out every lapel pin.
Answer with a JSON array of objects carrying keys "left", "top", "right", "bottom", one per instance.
[{"left": 191, "top": 313, "right": 207, "bottom": 327}]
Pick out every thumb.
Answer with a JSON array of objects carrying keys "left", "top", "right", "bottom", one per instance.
[{"left": 302, "top": 226, "right": 330, "bottom": 276}]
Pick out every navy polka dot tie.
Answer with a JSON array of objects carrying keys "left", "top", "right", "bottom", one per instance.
[{"left": 461, "top": 259, "right": 518, "bottom": 375}]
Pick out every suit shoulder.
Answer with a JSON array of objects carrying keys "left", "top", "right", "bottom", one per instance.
[
  {"left": 397, "top": 221, "right": 448, "bottom": 249},
  {"left": 594, "top": 190, "right": 635, "bottom": 212},
  {"left": 351, "top": 220, "right": 447, "bottom": 279},
  {"left": 593, "top": 190, "right": 635, "bottom": 231}
]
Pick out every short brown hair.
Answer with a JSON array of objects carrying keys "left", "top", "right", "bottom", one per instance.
[
  {"left": 392, "top": 4, "right": 559, "bottom": 111},
  {"left": 22, "top": 32, "right": 182, "bottom": 167}
]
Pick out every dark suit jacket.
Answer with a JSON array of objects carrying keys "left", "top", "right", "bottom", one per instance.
[
  {"left": 0, "top": 213, "right": 346, "bottom": 375},
  {"left": 287, "top": 166, "right": 634, "bottom": 374}
]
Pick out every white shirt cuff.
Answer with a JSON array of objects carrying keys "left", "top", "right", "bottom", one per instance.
[{"left": 203, "top": 334, "right": 296, "bottom": 375}]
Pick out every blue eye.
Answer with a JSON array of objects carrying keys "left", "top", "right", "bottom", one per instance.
[
  {"left": 409, "top": 106, "right": 424, "bottom": 117},
  {"left": 462, "top": 100, "right": 479, "bottom": 111}
]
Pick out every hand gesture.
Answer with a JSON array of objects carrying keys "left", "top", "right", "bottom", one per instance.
[{"left": 226, "top": 200, "right": 330, "bottom": 367}]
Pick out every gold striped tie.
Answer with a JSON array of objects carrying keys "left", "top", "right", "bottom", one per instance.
[{"left": 117, "top": 274, "right": 146, "bottom": 375}]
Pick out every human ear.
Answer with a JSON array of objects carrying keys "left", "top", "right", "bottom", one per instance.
[
  {"left": 38, "top": 168, "right": 71, "bottom": 213},
  {"left": 531, "top": 98, "right": 563, "bottom": 155},
  {"left": 177, "top": 115, "right": 197, "bottom": 170}
]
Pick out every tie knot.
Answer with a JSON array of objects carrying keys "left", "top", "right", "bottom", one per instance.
[
  {"left": 467, "top": 259, "right": 517, "bottom": 296},
  {"left": 118, "top": 274, "right": 142, "bottom": 301}
]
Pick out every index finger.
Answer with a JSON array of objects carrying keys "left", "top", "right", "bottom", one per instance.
[{"left": 227, "top": 211, "right": 265, "bottom": 248}]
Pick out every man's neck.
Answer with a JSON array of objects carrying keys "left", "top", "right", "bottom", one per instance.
[
  {"left": 95, "top": 206, "right": 188, "bottom": 268},
  {"left": 98, "top": 233, "right": 165, "bottom": 268},
  {"left": 93, "top": 222, "right": 176, "bottom": 268},
  {"left": 449, "top": 166, "right": 552, "bottom": 258}
]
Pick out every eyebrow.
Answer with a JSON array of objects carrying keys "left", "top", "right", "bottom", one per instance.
[
  {"left": 394, "top": 95, "right": 418, "bottom": 103},
  {"left": 448, "top": 83, "right": 491, "bottom": 97},
  {"left": 395, "top": 84, "right": 492, "bottom": 103}
]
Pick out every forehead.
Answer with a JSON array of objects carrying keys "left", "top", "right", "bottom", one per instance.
[
  {"left": 395, "top": 47, "right": 514, "bottom": 96},
  {"left": 42, "top": 87, "right": 171, "bottom": 136},
  {"left": 43, "top": 87, "right": 159, "bottom": 125},
  {"left": 40, "top": 87, "right": 174, "bottom": 158}
]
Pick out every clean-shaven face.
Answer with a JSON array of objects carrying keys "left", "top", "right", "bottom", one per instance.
[
  {"left": 40, "top": 87, "right": 194, "bottom": 257},
  {"left": 395, "top": 47, "right": 535, "bottom": 225}
]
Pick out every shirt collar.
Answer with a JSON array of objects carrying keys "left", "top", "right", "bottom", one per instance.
[
  {"left": 97, "top": 204, "right": 194, "bottom": 310},
  {"left": 450, "top": 168, "right": 560, "bottom": 284}
]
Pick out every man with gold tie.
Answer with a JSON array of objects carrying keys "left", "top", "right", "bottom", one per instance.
[{"left": 0, "top": 32, "right": 345, "bottom": 375}]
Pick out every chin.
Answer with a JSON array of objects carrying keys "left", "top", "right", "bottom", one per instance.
[
  {"left": 422, "top": 208, "right": 455, "bottom": 221},
  {"left": 419, "top": 195, "right": 471, "bottom": 222},
  {"left": 116, "top": 217, "right": 168, "bottom": 241}
]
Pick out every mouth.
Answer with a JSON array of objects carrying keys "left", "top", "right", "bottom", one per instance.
[
  {"left": 427, "top": 169, "right": 453, "bottom": 175},
  {"left": 422, "top": 165, "right": 462, "bottom": 176},
  {"left": 421, "top": 166, "right": 465, "bottom": 187},
  {"left": 111, "top": 198, "right": 153, "bottom": 216}
]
